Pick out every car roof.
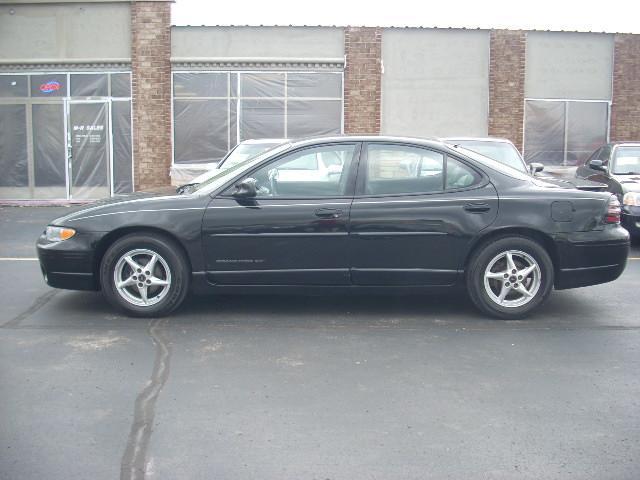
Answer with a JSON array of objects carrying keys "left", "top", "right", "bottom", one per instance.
[
  {"left": 609, "top": 141, "right": 640, "bottom": 147},
  {"left": 241, "top": 138, "right": 289, "bottom": 145},
  {"left": 442, "top": 137, "right": 514, "bottom": 144},
  {"left": 287, "top": 134, "right": 447, "bottom": 150}
]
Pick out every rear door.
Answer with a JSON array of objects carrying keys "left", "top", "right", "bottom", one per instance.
[
  {"left": 349, "top": 142, "right": 498, "bottom": 286},
  {"left": 202, "top": 142, "right": 361, "bottom": 285}
]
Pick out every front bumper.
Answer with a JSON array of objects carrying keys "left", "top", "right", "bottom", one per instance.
[
  {"left": 553, "top": 225, "right": 630, "bottom": 290},
  {"left": 621, "top": 206, "right": 640, "bottom": 236},
  {"left": 36, "top": 231, "right": 105, "bottom": 291}
]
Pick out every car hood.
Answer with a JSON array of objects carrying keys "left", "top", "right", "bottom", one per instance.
[
  {"left": 50, "top": 187, "right": 189, "bottom": 226},
  {"left": 611, "top": 174, "right": 640, "bottom": 192}
]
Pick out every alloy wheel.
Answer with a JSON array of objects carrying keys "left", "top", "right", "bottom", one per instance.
[
  {"left": 113, "top": 248, "right": 172, "bottom": 307},
  {"left": 483, "top": 250, "right": 541, "bottom": 308}
]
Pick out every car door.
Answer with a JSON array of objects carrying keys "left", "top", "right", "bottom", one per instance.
[
  {"left": 578, "top": 145, "right": 619, "bottom": 194},
  {"left": 202, "top": 142, "right": 361, "bottom": 285},
  {"left": 349, "top": 142, "right": 498, "bottom": 286}
]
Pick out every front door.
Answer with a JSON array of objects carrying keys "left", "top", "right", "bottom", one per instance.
[
  {"left": 202, "top": 142, "right": 361, "bottom": 285},
  {"left": 67, "top": 101, "right": 111, "bottom": 199},
  {"left": 349, "top": 142, "right": 498, "bottom": 286}
]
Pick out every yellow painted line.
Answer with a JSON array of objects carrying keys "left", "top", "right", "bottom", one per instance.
[
  {"left": 0, "top": 257, "right": 38, "bottom": 261},
  {"left": 630, "top": 257, "right": 640, "bottom": 260}
]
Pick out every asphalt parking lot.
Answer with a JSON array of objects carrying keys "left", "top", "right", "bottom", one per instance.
[{"left": 1, "top": 205, "right": 640, "bottom": 480}]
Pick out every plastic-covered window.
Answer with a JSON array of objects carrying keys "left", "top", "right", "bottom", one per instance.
[{"left": 0, "top": 75, "right": 28, "bottom": 98}]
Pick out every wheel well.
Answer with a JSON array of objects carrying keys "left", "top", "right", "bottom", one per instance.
[
  {"left": 464, "top": 227, "right": 558, "bottom": 274},
  {"left": 93, "top": 226, "right": 192, "bottom": 289}
]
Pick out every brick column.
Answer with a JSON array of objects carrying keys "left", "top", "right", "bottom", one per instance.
[
  {"left": 343, "top": 27, "right": 382, "bottom": 134},
  {"left": 611, "top": 34, "right": 640, "bottom": 141},
  {"left": 488, "top": 30, "right": 526, "bottom": 151},
  {"left": 130, "top": 1, "right": 172, "bottom": 190}
]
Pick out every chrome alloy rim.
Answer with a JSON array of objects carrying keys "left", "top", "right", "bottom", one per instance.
[
  {"left": 113, "top": 249, "right": 171, "bottom": 307},
  {"left": 483, "top": 250, "right": 541, "bottom": 308}
]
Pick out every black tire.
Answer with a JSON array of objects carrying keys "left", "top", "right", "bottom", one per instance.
[
  {"left": 100, "top": 233, "right": 190, "bottom": 317},
  {"left": 466, "top": 235, "right": 554, "bottom": 319}
]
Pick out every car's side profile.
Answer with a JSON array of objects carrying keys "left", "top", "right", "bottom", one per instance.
[
  {"left": 37, "top": 136, "right": 630, "bottom": 319},
  {"left": 576, "top": 142, "right": 640, "bottom": 237}
]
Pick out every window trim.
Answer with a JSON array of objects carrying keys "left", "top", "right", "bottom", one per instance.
[
  {"left": 355, "top": 141, "right": 488, "bottom": 199},
  {"left": 216, "top": 141, "right": 363, "bottom": 200}
]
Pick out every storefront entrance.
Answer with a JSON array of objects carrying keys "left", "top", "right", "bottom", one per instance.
[{"left": 0, "top": 72, "right": 133, "bottom": 200}]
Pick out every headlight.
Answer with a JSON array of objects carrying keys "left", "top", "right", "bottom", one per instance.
[
  {"left": 622, "top": 192, "right": 640, "bottom": 207},
  {"left": 45, "top": 226, "right": 76, "bottom": 242}
]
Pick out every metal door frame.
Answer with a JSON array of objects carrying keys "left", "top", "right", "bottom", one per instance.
[{"left": 64, "top": 98, "right": 113, "bottom": 199}]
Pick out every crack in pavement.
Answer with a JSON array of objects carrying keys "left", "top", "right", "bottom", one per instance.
[
  {"left": 1, "top": 289, "right": 58, "bottom": 328},
  {"left": 120, "top": 317, "right": 172, "bottom": 480}
]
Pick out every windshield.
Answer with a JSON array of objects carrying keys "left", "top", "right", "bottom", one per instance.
[
  {"left": 448, "top": 140, "right": 527, "bottom": 172},
  {"left": 191, "top": 143, "right": 292, "bottom": 194},
  {"left": 219, "top": 142, "right": 283, "bottom": 169},
  {"left": 612, "top": 146, "right": 640, "bottom": 174},
  {"left": 452, "top": 146, "right": 532, "bottom": 181}
]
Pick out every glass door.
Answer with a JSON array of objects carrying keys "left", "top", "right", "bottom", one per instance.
[{"left": 66, "top": 100, "right": 111, "bottom": 199}]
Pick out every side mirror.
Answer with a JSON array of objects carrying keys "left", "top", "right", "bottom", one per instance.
[
  {"left": 589, "top": 159, "right": 606, "bottom": 172},
  {"left": 529, "top": 162, "right": 544, "bottom": 175},
  {"left": 232, "top": 178, "right": 258, "bottom": 198}
]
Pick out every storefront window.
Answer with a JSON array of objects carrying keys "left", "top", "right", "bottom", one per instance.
[
  {"left": 524, "top": 99, "right": 609, "bottom": 167},
  {"left": 172, "top": 71, "right": 343, "bottom": 166}
]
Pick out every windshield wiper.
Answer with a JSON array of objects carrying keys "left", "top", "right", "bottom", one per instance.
[{"left": 614, "top": 171, "right": 640, "bottom": 175}]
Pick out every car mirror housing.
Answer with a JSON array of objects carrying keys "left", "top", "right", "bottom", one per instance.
[
  {"left": 529, "top": 162, "right": 544, "bottom": 175},
  {"left": 232, "top": 178, "right": 258, "bottom": 198},
  {"left": 589, "top": 159, "right": 606, "bottom": 171}
]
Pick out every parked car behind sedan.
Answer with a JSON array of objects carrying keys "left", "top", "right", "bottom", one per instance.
[
  {"left": 37, "top": 136, "right": 629, "bottom": 320},
  {"left": 576, "top": 142, "right": 640, "bottom": 237},
  {"left": 443, "top": 137, "right": 607, "bottom": 192},
  {"left": 176, "top": 138, "right": 287, "bottom": 193}
]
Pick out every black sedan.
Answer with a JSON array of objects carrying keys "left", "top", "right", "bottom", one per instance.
[
  {"left": 576, "top": 142, "right": 640, "bottom": 237},
  {"left": 37, "top": 136, "right": 630, "bottom": 319}
]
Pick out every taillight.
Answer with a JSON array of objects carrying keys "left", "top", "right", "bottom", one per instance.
[{"left": 605, "top": 195, "right": 621, "bottom": 224}]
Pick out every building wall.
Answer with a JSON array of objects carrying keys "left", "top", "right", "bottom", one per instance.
[
  {"left": 171, "top": 26, "right": 344, "bottom": 60},
  {"left": 343, "top": 26, "right": 382, "bottom": 134},
  {"left": 525, "top": 31, "right": 614, "bottom": 100},
  {"left": 381, "top": 28, "right": 490, "bottom": 138},
  {"left": 0, "top": 2, "right": 130, "bottom": 61},
  {"left": 488, "top": 30, "right": 526, "bottom": 151},
  {"left": 611, "top": 34, "right": 640, "bottom": 141}
]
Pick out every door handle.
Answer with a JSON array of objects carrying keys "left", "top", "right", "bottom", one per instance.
[
  {"left": 463, "top": 203, "right": 491, "bottom": 213},
  {"left": 315, "top": 208, "right": 343, "bottom": 219}
]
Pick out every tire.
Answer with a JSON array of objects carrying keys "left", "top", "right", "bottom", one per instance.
[
  {"left": 100, "top": 233, "right": 190, "bottom": 317},
  {"left": 466, "top": 235, "right": 554, "bottom": 319}
]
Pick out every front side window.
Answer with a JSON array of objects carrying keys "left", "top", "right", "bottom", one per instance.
[
  {"left": 238, "top": 144, "right": 356, "bottom": 198},
  {"left": 364, "top": 144, "right": 445, "bottom": 195}
]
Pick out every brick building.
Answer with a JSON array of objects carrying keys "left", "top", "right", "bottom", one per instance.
[{"left": 1, "top": 0, "right": 639, "bottom": 200}]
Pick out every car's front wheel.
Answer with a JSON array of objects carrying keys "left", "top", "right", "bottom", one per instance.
[
  {"left": 467, "top": 236, "right": 554, "bottom": 319},
  {"left": 100, "top": 233, "right": 190, "bottom": 317}
]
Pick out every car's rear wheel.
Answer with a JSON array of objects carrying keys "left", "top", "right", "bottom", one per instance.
[
  {"left": 100, "top": 233, "right": 190, "bottom": 317},
  {"left": 467, "top": 236, "right": 554, "bottom": 319}
]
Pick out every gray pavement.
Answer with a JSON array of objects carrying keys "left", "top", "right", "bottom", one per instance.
[{"left": 1, "top": 205, "right": 640, "bottom": 480}]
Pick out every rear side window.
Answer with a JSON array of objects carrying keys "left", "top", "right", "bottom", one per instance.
[
  {"left": 365, "top": 144, "right": 444, "bottom": 195},
  {"left": 446, "top": 157, "right": 482, "bottom": 189}
]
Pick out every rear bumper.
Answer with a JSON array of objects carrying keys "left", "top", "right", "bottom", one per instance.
[
  {"left": 553, "top": 226, "right": 630, "bottom": 290},
  {"left": 36, "top": 232, "right": 104, "bottom": 291}
]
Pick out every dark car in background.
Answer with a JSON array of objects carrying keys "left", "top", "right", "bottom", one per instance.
[
  {"left": 37, "top": 136, "right": 629, "bottom": 320},
  {"left": 443, "top": 137, "right": 607, "bottom": 192},
  {"left": 576, "top": 142, "right": 640, "bottom": 237}
]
